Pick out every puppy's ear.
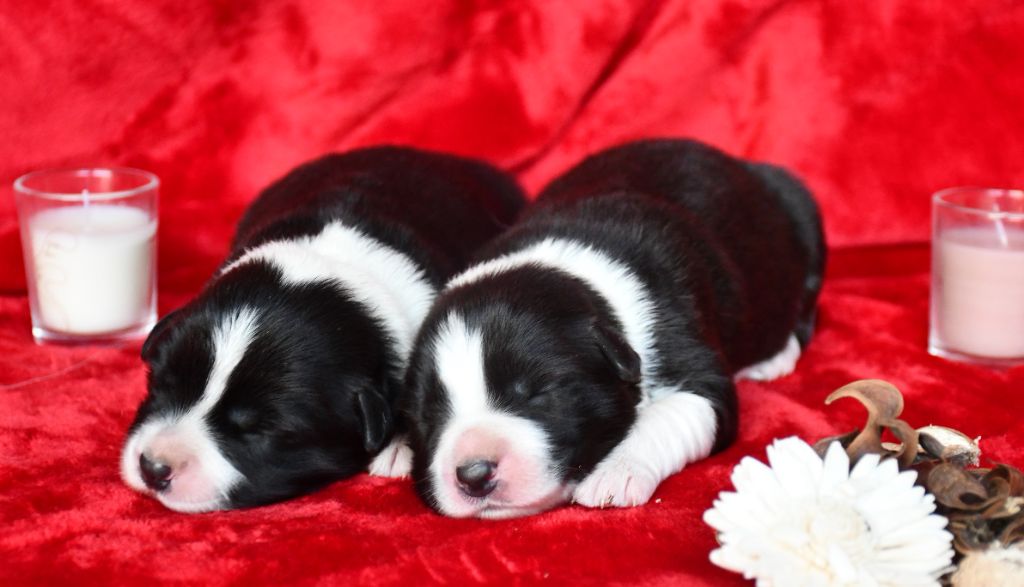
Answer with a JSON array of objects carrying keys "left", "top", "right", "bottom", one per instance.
[
  {"left": 354, "top": 384, "right": 393, "bottom": 454},
  {"left": 141, "top": 309, "right": 182, "bottom": 362},
  {"left": 592, "top": 321, "right": 641, "bottom": 383}
]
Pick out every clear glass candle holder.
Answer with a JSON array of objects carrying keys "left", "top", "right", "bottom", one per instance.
[
  {"left": 13, "top": 168, "right": 159, "bottom": 345},
  {"left": 929, "top": 187, "right": 1024, "bottom": 367}
]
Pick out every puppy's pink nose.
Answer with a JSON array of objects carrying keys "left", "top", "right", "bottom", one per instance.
[
  {"left": 139, "top": 454, "right": 173, "bottom": 491},
  {"left": 456, "top": 460, "right": 497, "bottom": 498}
]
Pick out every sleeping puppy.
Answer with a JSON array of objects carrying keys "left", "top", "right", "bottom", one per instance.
[
  {"left": 399, "top": 139, "right": 825, "bottom": 518},
  {"left": 120, "top": 146, "right": 524, "bottom": 512}
]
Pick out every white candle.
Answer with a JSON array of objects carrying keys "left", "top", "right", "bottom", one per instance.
[
  {"left": 28, "top": 205, "right": 156, "bottom": 335},
  {"left": 936, "top": 226, "right": 1024, "bottom": 359}
]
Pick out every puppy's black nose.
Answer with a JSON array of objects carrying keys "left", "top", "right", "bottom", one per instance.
[
  {"left": 456, "top": 460, "right": 497, "bottom": 498},
  {"left": 139, "top": 454, "right": 172, "bottom": 491}
]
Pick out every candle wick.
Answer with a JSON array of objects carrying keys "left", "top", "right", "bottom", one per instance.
[{"left": 993, "top": 202, "right": 1010, "bottom": 248}]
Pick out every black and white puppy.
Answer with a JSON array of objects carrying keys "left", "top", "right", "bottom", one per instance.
[
  {"left": 121, "top": 146, "right": 524, "bottom": 512},
  {"left": 398, "top": 139, "right": 825, "bottom": 518}
]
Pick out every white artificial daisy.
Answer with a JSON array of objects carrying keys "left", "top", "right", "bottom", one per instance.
[{"left": 703, "top": 437, "right": 954, "bottom": 587}]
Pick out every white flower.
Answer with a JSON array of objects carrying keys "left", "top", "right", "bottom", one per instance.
[
  {"left": 703, "top": 437, "right": 954, "bottom": 587},
  {"left": 952, "top": 543, "right": 1024, "bottom": 587}
]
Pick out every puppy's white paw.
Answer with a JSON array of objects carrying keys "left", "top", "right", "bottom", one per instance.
[
  {"left": 368, "top": 436, "right": 413, "bottom": 478},
  {"left": 735, "top": 333, "right": 801, "bottom": 381},
  {"left": 573, "top": 458, "right": 659, "bottom": 508}
]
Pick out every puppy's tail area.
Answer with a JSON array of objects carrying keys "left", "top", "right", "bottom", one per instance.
[
  {"left": 746, "top": 162, "right": 827, "bottom": 347},
  {"left": 462, "top": 160, "right": 529, "bottom": 230}
]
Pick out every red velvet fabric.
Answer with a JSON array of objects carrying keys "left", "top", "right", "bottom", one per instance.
[{"left": 1, "top": 1, "right": 1023, "bottom": 584}]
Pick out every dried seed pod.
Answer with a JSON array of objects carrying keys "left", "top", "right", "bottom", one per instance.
[
  {"left": 950, "top": 542, "right": 1024, "bottom": 587},
  {"left": 918, "top": 425, "right": 981, "bottom": 467},
  {"left": 813, "top": 379, "right": 1024, "bottom": 584},
  {"left": 984, "top": 465, "right": 1024, "bottom": 498},
  {"left": 925, "top": 462, "right": 1024, "bottom": 567},
  {"left": 928, "top": 463, "right": 990, "bottom": 511},
  {"left": 948, "top": 513, "right": 999, "bottom": 554},
  {"left": 978, "top": 466, "right": 1024, "bottom": 520},
  {"left": 824, "top": 379, "right": 918, "bottom": 467},
  {"left": 1000, "top": 516, "right": 1024, "bottom": 546},
  {"left": 812, "top": 429, "right": 859, "bottom": 458},
  {"left": 887, "top": 418, "right": 920, "bottom": 469},
  {"left": 825, "top": 379, "right": 905, "bottom": 420}
]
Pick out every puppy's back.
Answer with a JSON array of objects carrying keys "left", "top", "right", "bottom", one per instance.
[
  {"left": 533, "top": 138, "right": 825, "bottom": 370},
  {"left": 233, "top": 146, "right": 525, "bottom": 278}
]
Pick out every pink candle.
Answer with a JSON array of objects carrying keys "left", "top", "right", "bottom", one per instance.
[
  {"left": 935, "top": 227, "right": 1024, "bottom": 359},
  {"left": 930, "top": 187, "right": 1024, "bottom": 367}
]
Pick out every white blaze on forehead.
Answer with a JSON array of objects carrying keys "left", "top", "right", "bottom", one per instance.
[
  {"left": 427, "top": 314, "right": 564, "bottom": 518},
  {"left": 434, "top": 314, "right": 489, "bottom": 418},
  {"left": 222, "top": 222, "right": 436, "bottom": 367},
  {"left": 199, "top": 307, "right": 260, "bottom": 415},
  {"left": 446, "top": 238, "right": 661, "bottom": 400},
  {"left": 120, "top": 308, "right": 258, "bottom": 512}
]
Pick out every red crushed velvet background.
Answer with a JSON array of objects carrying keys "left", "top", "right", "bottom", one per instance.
[{"left": 1, "top": 1, "right": 1023, "bottom": 584}]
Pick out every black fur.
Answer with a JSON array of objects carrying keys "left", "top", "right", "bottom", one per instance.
[
  {"left": 126, "top": 146, "right": 524, "bottom": 509},
  {"left": 403, "top": 139, "right": 825, "bottom": 512}
]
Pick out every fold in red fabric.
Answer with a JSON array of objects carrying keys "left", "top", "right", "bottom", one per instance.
[{"left": 1, "top": 1, "right": 1023, "bottom": 584}]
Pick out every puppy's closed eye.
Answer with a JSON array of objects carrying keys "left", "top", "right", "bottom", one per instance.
[
  {"left": 501, "top": 382, "right": 549, "bottom": 406},
  {"left": 227, "top": 407, "right": 261, "bottom": 434},
  {"left": 512, "top": 381, "right": 532, "bottom": 398}
]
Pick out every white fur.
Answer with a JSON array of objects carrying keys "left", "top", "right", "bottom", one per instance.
[
  {"left": 734, "top": 333, "right": 801, "bottom": 381},
  {"left": 198, "top": 309, "right": 260, "bottom": 415},
  {"left": 428, "top": 315, "right": 567, "bottom": 518},
  {"left": 223, "top": 222, "right": 436, "bottom": 367},
  {"left": 120, "top": 309, "right": 257, "bottom": 512},
  {"left": 573, "top": 392, "right": 717, "bottom": 507},
  {"left": 447, "top": 237, "right": 719, "bottom": 511},
  {"left": 435, "top": 316, "right": 489, "bottom": 416},
  {"left": 368, "top": 435, "right": 413, "bottom": 478}
]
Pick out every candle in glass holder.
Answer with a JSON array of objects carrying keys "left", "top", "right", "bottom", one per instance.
[
  {"left": 14, "top": 168, "right": 159, "bottom": 345},
  {"left": 930, "top": 187, "right": 1024, "bottom": 367},
  {"left": 29, "top": 205, "right": 156, "bottom": 335}
]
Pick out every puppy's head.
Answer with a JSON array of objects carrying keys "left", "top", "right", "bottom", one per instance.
[
  {"left": 404, "top": 272, "right": 639, "bottom": 519},
  {"left": 121, "top": 265, "right": 394, "bottom": 512}
]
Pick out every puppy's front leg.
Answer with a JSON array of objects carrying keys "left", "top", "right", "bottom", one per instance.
[
  {"left": 573, "top": 391, "right": 718, "bottom": 508},
  {"left": 368, "top": 434, "right": 414, "bottom": 478}
]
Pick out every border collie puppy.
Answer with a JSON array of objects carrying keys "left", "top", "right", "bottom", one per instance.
[
  {"left": 120, "top": 146, "right": 524, "bottom": 512},
  {"left": 399, "top": 139, "right": 825, "bottom": 518}
]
